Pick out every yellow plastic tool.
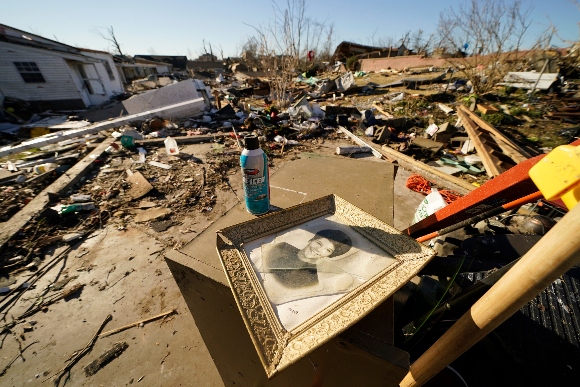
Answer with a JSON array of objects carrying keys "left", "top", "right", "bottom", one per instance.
[{"left": 529, "top": 144, "right": 580, "bottom": 210}]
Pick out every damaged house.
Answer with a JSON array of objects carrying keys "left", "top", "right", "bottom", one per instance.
[
  {"left": 0, "top": 24, "right": 124, "bottom": 109},
  {"left": 332, "top": 41, "right": 411, "bottom": 62}
]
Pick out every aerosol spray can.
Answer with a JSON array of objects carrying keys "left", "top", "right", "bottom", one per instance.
[{"left": 240, "top": 135, "right": 270, "bottom": 215}]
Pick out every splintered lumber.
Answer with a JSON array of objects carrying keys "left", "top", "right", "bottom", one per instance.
[
  {"left": 98, "top": 309, "right": 176, "bottom": 338},
  {"left": 83, "top": 341, "right": 128, "bottom": 376},
  {"left": 400, "top": 203, "right": 580, "bottom": 387},
  {"left": 458, "top": 105, "right": 531, "bottom": 161},
  {"left": 0, "top": 138, "right": 113, "bottom": 252},
  {"left": 456, "top": 109, "right": 503, "bottom": 177}
]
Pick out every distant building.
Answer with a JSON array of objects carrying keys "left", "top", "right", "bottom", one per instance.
[
  {"left": 186, "top": 60, "right": 225, "bottom": 75},
  {"left": 133, "top": 55, "right": 188, "bottom": 71},
  {"left": 332, "top": 41, "right": 413, "bottom": 62},
  {"left": 196, "top": 53, "right": 218, "bottom": 62},
  {"left": 0, "top": 24, "right": 124, "bottom": 109}
]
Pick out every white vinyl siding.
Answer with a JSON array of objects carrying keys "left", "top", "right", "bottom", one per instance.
[
  {"left": 0, "top": 41, "right": 83, "bottom": 103},
  {"left": 79, "top": 51, "right": 125, "bottom": 105}
]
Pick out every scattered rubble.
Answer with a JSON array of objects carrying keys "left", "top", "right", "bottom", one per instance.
[{"left": 1, "top": 41, "right": 579, "bottom": 386}]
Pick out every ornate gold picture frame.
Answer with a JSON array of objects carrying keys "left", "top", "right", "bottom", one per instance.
[{"left": 216, "top": 195, "right": 435, "bottom": 377}]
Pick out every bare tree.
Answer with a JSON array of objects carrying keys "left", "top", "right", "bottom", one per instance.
[
  {"left": 243, "top": 0, "right": 335, "bottom": 107},
  {"left": 239, "top": 37, "right": 262, "bottom": 68},
  {"left": 411, "top": 30, "right": 434, "bottom": 55},
  {"left": 216, "top": 44, "right": 225, "bottom": 61},
  {"left": 437, "top": 0, "right": 535, "bottom": 94},
  {"left": 198, "top": 39, "right": 218, "bottom": 61},
  {"left": 399, "top": 31, "right": 412, "bottom": 48},
  {"left": 94, "top": 26, "right": 124, "bottom": 56}
]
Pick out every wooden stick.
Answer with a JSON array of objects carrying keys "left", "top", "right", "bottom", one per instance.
[
  {"left": 98, "top": 309, "right": 176, "bottom": 338},
  {"left": 45, "top": 314, "right": 112, "bottom": 385},
  {"left": 83, "top": 341, "right": 128, "bottom": 376},
  {"left": 0, "top": 340, "right": 38, "bottom": 376},
  {"left": 400, "top": 203, "right": 580, "bottom": 387},
  {"left": 0, "top": 246, "right": 72, "bottom": 319}
]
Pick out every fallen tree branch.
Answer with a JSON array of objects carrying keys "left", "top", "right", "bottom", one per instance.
[
  {"left": 0, "top": 246, "right": 72, "bottom": 318},
  {"left": 0, "top": 340, "right": 39, "bottom": 376},
  {"left": 99, "top": 309, "right": 176, "bottom": 338},
  {"left": 44, "top": 314, "right": 112, "bottom": 386}
]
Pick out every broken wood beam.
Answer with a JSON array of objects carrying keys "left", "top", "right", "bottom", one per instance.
[
  {"left": 458, "top": 105, "right": 531, "bottom": 160},
  {"left": 0, "top": 138, "right": 113, "bottom": 252},
  {"left": 379, "top": 144, "right": 474, "bottom": 195},
  {"left": 456, "top": 109, "right": 501, "bottom": 177},
  {"left": 135, "top": 134, "right": 227, "bottom": 146}
]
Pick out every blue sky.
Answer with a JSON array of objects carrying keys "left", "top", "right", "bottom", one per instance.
[{"left": 1, "top": 0, "right": 578, "bottom": 58}]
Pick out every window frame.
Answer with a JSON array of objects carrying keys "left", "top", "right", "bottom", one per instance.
[{"left": 14, "top": 61, "right": 46, "bottom": 83}]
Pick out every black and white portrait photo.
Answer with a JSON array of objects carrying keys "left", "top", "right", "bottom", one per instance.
[{"left": 245, "top": 214, "right": 397, "bottom": 330}]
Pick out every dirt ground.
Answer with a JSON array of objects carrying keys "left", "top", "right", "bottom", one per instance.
[{"left": 0, "top": 137, "right": 426, "bottom": 387}]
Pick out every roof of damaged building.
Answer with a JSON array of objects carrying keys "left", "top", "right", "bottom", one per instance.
[
  {"left": 134, "top": 55, "right": 188, "bottom": 70},
  {"left": 0, "top": 23, "right": 82, "bottom": 55},
  {"left": 333, "top": 41, "right": 408, "bottom": 61}
]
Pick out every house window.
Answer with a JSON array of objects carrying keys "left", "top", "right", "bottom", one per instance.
[
  {"left": 103, "top": 61, "right": 115, "bottom": 81},
  {"left": 14, "top": 62, "right": 46, "bottom": 83}
]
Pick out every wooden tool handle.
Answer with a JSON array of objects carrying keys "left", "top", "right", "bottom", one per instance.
[{"left": 401, "top": 203, "right": 580, "bottom": 387}]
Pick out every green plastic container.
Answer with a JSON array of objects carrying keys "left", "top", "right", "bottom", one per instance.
[{"left": 120, "top": 135, "right": 135, "bottom": 148}]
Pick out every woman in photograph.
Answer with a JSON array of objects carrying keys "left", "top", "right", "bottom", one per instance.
[{"left": 263, "top": 229, "right": 353, "bottom": 289}]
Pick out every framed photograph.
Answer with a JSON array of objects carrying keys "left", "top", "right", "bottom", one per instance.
[{"left": 216, "top": 195, "right": 435, "bottom": 377}]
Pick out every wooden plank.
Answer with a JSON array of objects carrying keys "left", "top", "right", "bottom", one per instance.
[
  {"left": 135, "top": 134, "right": 227, "bottom": 146},
  {"left": 410, "top": 137, "right": 445, "bottom": 154},
  {"left": 0, "top": 138, "right": 113, "bottom": 251},
  {"left": 337, "top": 127, "right": 384, "bottom": 159},
  {"left": 489, "top": 150, "right": 517, "bottom": 167},
  {"left": 478, "top": 128, "right": 530, "bottom": 164},
  {"left": 337, "top": 128, "right": 474, "bottom": 194},
  {"left": 379, "top": 145, "right": 475, "bottom": 195},
  {"left": 372, "top": 103, "right": 395, "bottom": 119},
  {"left": 456, "top": 109, "right": 502, "bottom": 177},
  {"left": 477, "top": 104, "right": 499, "bottom": 115},
  {"left": 458, "top": 105, "right": 531, "bottom": 160}
]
